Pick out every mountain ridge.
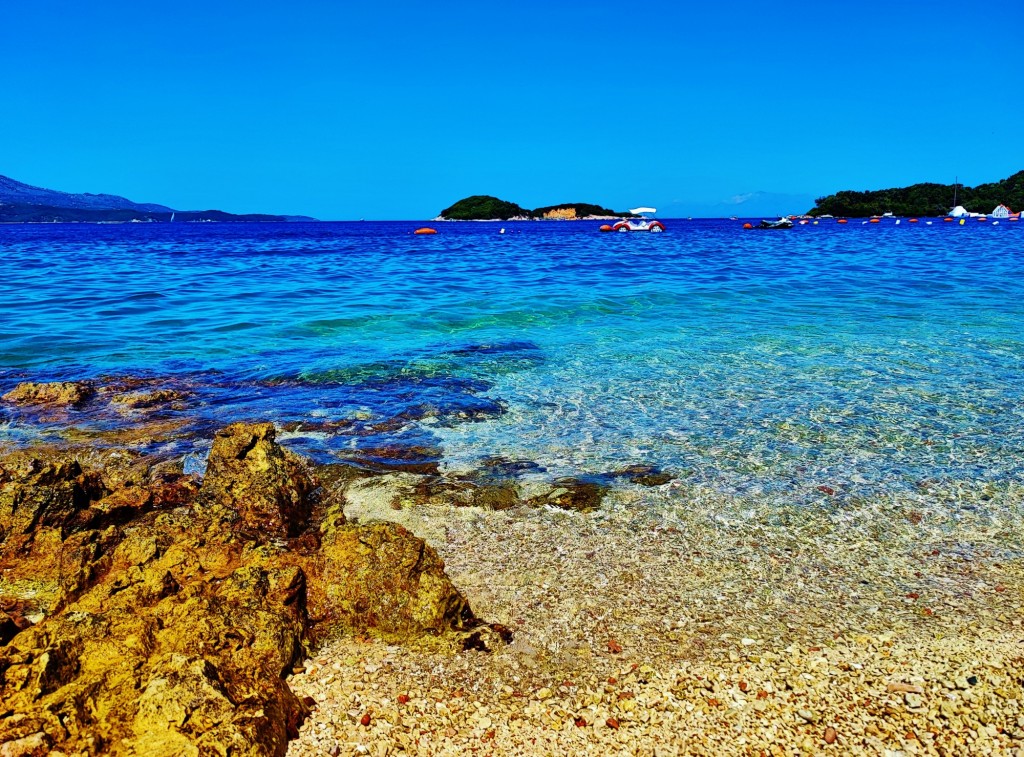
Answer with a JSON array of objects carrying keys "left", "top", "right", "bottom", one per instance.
[{"left": 0, "top": 174, "right": 314, "bottom": 222}]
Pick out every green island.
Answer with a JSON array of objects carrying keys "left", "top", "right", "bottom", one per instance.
[
  {"left": 809, "top": 170, "right": 1023, "bottom": 217},
  {"left": 439, "top": 195, "right": 627, "bottom": 220}
]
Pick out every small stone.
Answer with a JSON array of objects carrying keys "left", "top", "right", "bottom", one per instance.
[
  {"left": 887, "top": 682, "right": 924, "bottom": 694},
  {"left": 905, "top": 692, "right": 924, "bottom": 708},
  {"left": 360, "top": 712, "right": 372, "bottom": 727},
  {"left": 606, "top": 717, "right": 620, "bottom": 729},
  {"left": 824, "top": 726, "right": 837, "bottom": 744},
  {"left": 798, "top": 708, "right": 816, "bottom": 723}
]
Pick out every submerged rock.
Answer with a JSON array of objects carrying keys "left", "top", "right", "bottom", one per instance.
[
  {"left": 610, "top": 464, "right": 674, "bottom": 487},
  {"left": 526, "top": 477, "right": 609, "bottom": 512},
  {"left": 1, "top": 381, "right": 95, "bottom": 408},
  {"left": 109, "top": 387, "right": 189, "bottom": 410},
  {"left": 0, "top": 423, "right": 473, "bottom": 755}
]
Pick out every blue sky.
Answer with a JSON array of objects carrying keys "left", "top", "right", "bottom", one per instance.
[{"left": 2, "top": 1, "right": 1021, "bottom": 219}]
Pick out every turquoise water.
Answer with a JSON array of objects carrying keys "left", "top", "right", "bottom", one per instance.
[{"left": 2, "top": 219, "right": 1023, "bottom": 504}]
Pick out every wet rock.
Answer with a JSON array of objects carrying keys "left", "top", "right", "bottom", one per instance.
[
  {"left": 336, "top": 445, "right": 442, "bottom": 476},
  {"left": 526, "top": 477, "right": 608, "bottom": 512},
  {"left": 1, "top": 381, "right": 95, "bottom": 408},
  {"left": 109, "top": 388, "right": 189, "bottom": 410},
  {"left": 200, "top": 422, "right": 315, "bottom": 538},
  {"left": 611, "top": 464, "right": 674, "bottom": 487},
  {"left": 464, "top": 480, "right": 521, "bottom": 510},
  {"left": 479, "top": 456, "right": 546, "bottom": 477}
]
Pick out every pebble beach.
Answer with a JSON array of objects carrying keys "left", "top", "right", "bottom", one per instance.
[{"left": 286, "top": 477, "right": 1024, "bottom": 756}]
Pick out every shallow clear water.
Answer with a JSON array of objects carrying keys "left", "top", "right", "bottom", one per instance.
[{"left": 2, "top": 219, "right": 1022, "bottom": 504}]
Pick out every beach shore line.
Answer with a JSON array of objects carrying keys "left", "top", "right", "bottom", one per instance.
[
  {"left": 284, "top": 478, "right": 1024, "bottom": 756},
  {"left": 1, "top": 381, "right": 1022, "bottom": 755}
]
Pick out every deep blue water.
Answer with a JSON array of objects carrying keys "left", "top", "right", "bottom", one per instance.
[{"left": 2, "top": 219, "right": 1023, "bottom": 504}]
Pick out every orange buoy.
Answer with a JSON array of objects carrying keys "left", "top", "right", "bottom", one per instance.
[
  {"left": 869, "top": 218, "right": 880, "bottom": 223},
  {"left": 742, "top": 223, "right": 753, "bottom": 229},
  {"left": 414, "top": 228, "right": 437, "bottom": 235},
  {"left": 909, "top": 218, "right": 918, "bottom": 223},
  {"left": 978, "top": 216, "right": 987, "bottom": 222},
  {"left": 837, "top": 219, "right": 848, "bottom": 224},
  {"left": 599, "top": 224, "right": 613, "bottom": 232},
  {"left": 944, "top": 217, "right": 953, "bottom": 222}
]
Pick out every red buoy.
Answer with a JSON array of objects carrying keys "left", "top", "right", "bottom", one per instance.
[
  {"left": 909, "top": 218, "right": 918, "bottom": 223},
  {"left": 414, "top": 228, "right": 437, "bottom": 235},
  {"left": 837, "top": 219, "right": 848, "bottom": 224},
  {"left": 742, "top": 223, "right": 753, "bottom": 229}
]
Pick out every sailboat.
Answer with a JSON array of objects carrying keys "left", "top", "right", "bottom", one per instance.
[{"left": 948, "top": 176, "right": 978, "bottom": 218}]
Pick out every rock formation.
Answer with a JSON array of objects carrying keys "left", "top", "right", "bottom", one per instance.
[
  {"left": 1, "top": 382, "right": 95, "bottom": 408},
  {"left": 0, "top": 423, "right": 473, "bottom": 756}
]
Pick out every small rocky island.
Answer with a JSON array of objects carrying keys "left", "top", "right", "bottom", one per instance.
[{"left": 439, "top": 195, "right": 627, "bottom": 221}]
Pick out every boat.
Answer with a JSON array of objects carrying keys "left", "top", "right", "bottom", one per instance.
[
  {"left": 611, "top": 208, "right": 666, "bottom": 233},
  {"left": 755, "top": 217, "right": 793, "bottom": 229}
]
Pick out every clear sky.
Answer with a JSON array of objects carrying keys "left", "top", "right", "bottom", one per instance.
[{"left": 2, "top": 1, "right": 1021, "bottom": 219}]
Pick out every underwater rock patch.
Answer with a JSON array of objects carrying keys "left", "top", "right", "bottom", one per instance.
[
  {"left": 525, "top": 476, "right": 609, "bottom": 512},
  {"left": 109, "top": 387, "right": 189, "bottom": 410}
]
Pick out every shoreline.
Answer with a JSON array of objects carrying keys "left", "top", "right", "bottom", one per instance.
[
  {"left": 286, "top": 484, "right": 1024, "bottom": 755},
  {"left": 2, "top": 381, "right": 1023, "bottom": 755}
]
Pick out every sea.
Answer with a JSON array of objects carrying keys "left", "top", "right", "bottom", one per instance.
[{"left": 2, "top": 219, "right": 1023, "bottom": 509}]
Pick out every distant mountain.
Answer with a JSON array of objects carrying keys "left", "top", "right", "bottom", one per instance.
[
  {"left": 0, "top": 175, "right": 173, "bottom": 213},
  {"left": 659, "top": 191, "right": 818, "bottom": 219},
  {"left": 438, "top": 195, "right": 626, "bottom": 220},
  {"left": 0, "top": 174, "right": 315, "bottom": 223},
  {"left": 809, "top": 171, "right": 1024, "bottom": 217}
]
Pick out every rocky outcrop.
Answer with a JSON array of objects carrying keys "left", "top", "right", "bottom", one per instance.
[
  {"left": 200, "top": 422, "right": 315, "bottom": 538},
  {"left": 1, "top": 382, "right": 95, "bottom": 408},
  {"left": 304, "top": 520, "right": 473, "bottom": 637},
  {"left": 109, "top": 388, "right": 188, "bottom": 410},
  {"left": 0, "top": 423, "right": 474, "bottom": 756}
]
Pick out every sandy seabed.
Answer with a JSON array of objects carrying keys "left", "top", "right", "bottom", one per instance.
[{"left": 287, "top": 476, "right": 1024, "bottom": 756}]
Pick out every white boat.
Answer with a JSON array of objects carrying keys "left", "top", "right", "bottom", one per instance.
[{"left": 612, "top": 207, "right": 666, "bottom": 233}]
